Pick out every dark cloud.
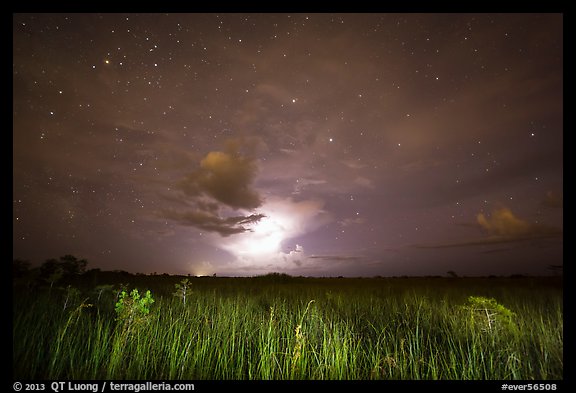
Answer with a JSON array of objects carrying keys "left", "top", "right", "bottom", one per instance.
[
  {"left": 162, "top": 209, "right": 265, "bottom": 237},
  {"left": 161, "top": 139, "right": 265, "bottom": 236},
  {"left": 308, "top": 255, "right": 365, "bottom": 262},
  {"left": 178, "top": 143, "right": 262, "bottom": 210}
]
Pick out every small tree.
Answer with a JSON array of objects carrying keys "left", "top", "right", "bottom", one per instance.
[
  {"left": 173, "top": 278, "right": 193, "bottom": 306},
  {"left": 115, "top": 288, "right": 155, "bottom": 333},
  {"left": 109, "top": 288, "right": 155, "bottom": 375}
]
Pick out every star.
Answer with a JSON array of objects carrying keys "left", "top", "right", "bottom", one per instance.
[{"left": 11, "top": 13, "right": 562, "bottom": 277}]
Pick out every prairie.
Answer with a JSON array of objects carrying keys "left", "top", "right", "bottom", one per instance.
[{"left": 13, "top": 274, "right": 562, "bottom": 380}]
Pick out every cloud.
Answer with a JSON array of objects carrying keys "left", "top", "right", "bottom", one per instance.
[
  {"left": 162, "top": 209, "right": 265, "bottom": 237},
  {"left": 217, "top": 197, "right": 332, "bottom": 273},
  {"left": 541, "top": 191, "right": 563, "bottom": 209},
  {"left": 161, "top": 138, "right": 265, "bottom": 236},
  {"left": 255, "top": 83, "right": 294, "bottom": 103},
  {"left": 341, "top": 159, "right": 366, "bottom": 169},
  {"left": 476, "top": 208, "right": 533, "bottom": 237},
  {"left": 353, "top": 176, "right": 374, "bottom": 189},
  {"left": 308, "top": 255, "right": 365, "bottom": 262},
  {"left": 339, "top": 217, "right": 366, "bottom": 227},
  {"left": 282, "top": 244, "right": 305, "bottom": 267},
  {"left": 476, "top": 208, "right": 561, "bottom": 238},
  {"left": 178, "top": 145, "right": 262, "bottom": 210},
  {"left": 292, "top": 178, "right": 327, "bottom": 195},
  {"left": 414, "top": 207, "right": 562, "bottom": 249}
]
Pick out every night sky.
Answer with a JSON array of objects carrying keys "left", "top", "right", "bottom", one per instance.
[{"left": 13, "top": 13, "right": 563, "bottom": 277}]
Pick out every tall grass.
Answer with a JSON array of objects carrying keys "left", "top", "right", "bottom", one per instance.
[{"left": 13, "top": 277, "right": 562, "bottom": 380}]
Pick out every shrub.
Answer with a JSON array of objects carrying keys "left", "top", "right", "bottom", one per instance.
[
  {"left": 115, "top": 289, "right": 155, "bottom": 332},
  {"left": 461, "top": 296, "right": 517, "bottom": 334}
]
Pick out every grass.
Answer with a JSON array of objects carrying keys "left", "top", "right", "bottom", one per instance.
[{"left": 13, "top": 275, "right": 563, "bottom": 380}]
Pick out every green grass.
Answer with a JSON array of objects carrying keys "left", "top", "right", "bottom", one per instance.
[{"left": 13, "top": 276, "right": 563, "bottom": 380}]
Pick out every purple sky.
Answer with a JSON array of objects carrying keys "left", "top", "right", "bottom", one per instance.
[{"left": 13, "top": 13, "right": 563, "bottom": 276}]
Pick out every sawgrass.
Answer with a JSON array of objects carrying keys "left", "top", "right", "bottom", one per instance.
[{"left": 13, "top": 276, "right": 563, "bottom": 380}]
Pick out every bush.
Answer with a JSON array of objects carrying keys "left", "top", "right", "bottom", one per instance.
[
  {"left": 115, "top": 289, "right": 155, "bottom": 331},
  {"left": 461, "top": 296, "right": 517, "bottom": 334}
]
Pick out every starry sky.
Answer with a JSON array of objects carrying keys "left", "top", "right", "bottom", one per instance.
[{"left": 13, "top": 13, "right": 563, "bottom": 277}]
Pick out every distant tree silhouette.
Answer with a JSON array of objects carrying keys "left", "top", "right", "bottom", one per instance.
[
  {"left": 447, "top": 270, "right": 459, "bottom": 278},
  {"left": 40, "top": 258, "right": 62, "bottom": 280},
  {"left": 509, "top": 274, "right": 525, "bottom": 279},
  {"left": 256, "top": 272, "right": 292, "bottom": 283},
  {"left": 547, "top": 265, "right": 563, "bottom": 276},
  {"left": 39, "top": 255, "right": 88, "bottom": 289},
  {"left": 58, "top": 254, "right": 88, "bottom": 275},
  {"left": 12, "top": 259, "right": 31, "bottom": 278},
  {"left": 40, "top": 259, "right": 64, "bottom": 292}
]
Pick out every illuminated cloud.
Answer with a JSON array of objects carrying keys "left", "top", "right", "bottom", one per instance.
[
  {"left": 476, "top": 208, "right": 532, "bottom": 237},
  {"left": 476, "top": 207, "right": 561, "bottom": 238},
  {"left": 217, "top": 197, "right": 332, "bottom": 273},
  {"left": 415, "top": 207, "right": 562, "bottom": 249}
]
